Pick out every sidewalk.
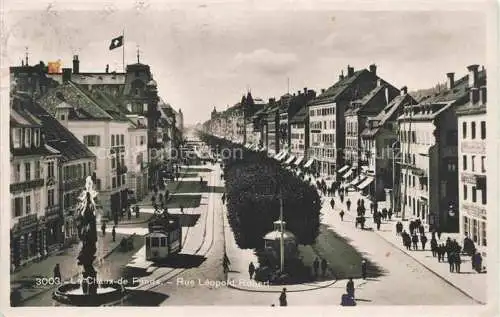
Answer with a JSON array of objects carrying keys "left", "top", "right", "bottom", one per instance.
[{"left": 326, "top": 188, "right": 487, "bottom": 304}]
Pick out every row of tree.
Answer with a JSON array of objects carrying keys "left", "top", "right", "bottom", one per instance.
[{"left": 199, "top": 133, "right": 321, "bottom": 249}]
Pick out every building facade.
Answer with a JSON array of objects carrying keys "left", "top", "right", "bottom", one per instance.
[{"left": 457, "top": 85, "right": 487, "bottom": 247}]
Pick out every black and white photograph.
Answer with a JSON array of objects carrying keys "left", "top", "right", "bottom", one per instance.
[{"left": 1, "top": 0, "right": 498, "bottom": 314}]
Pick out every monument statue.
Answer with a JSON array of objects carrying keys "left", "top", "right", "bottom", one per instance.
[{"left": 76, "top": 176, "right": 99, "bottom": 295}]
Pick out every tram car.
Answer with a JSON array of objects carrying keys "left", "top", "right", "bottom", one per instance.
[{"left": 145, "top": 212, "right": 182, "bottom": 262}]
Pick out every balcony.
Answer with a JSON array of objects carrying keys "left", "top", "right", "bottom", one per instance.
[
  {"left": 46, "top": 204, "right": 61, "bottom": 220},
  {"left": 63, "top": 178, "right": 86, "bottom": 191},
  {"left": 10, "top": 178, "right": 44, "bottom": 193},
  {"left": 18, "top": 213, "right": 38, "bottom": 230}
]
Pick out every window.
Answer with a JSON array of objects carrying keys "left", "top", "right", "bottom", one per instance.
[
  {"left": 83, "top": 163, "right": 86, "bottom": 177},
  {"left": 482, "top": 186, "right": 487, "bottom": 205},
  {"left": 412, "top": 131, "right": 416, "bottom": 143},
  {"left": 13, "top": 197, "right": 23, "bottom": 217},
  {"left": 47, "top": 189, "right": 55, "bottom": 207},
  {"left": 35, "top": 161, "right": 41, "bottom": 179},
  {"left": 25, "top": 128, "right": 31, "bottom": 147},
  {"left": 34, "top": 191, "right": 40, "bottom": 212},
  {"left": 471, "top": 122, "right": 476, "bottom": 139},
  {"left": 112, "top": 177, "right": 116, "bottom": 188},
  {"left": 25, "top": 196, "right": 31, "bottom": 214},
  {"left": 462, "top": 122, "right": 467, "bottom": 139},
  {"left": 111, "top": 157, "right": 116, "bottom": 169},
  {"left": 13, "top": 163, "right": 20, "bottom": 182},
  {"left": 25, "top": 162, "right": 31, "bottom": 181},
  {"left": 463, "top": 185, "right": 468, "bottom": 201},
  {"left": 463, "top": 155, "right": 467, "bottom": 170},
  {"left": 151, "top": 237, "right": 159, "bottom": 247},
  {"left": 12, "top": 128, "right": 21, "bottom": 148},
  {"left": 481, "top": 156, "right": 486, "bottom": 173},
  {"left": 480, "top": 121, "right": 486, "bottom": 139},
  {"left": 83, "top": 135, "right": 100, "bottom": 147},
  {"left": 34, "top": 129, "right": 40, "bottom": 147},
  {"left": 120, "top": 134, "right": 124, "bottom": 145},
  {"left": 481, "top": 222, "right": 487, "bottom": 246},
  {"left": 47, "top": 162, "right": 55, "bottom": 178},
  {"left": 472, "top": 186, "right": 477, "bottom": 203},
  {"left": 117, "top": 174, "right": 121, "bottom": 186},
  {"left": 160, "top": 237, "right": 166, "bottom": 247},
  {"left": 111, "top": 135, "right": 115, "bottom": 146},
  {"left": 143, "top": 103, "right": 148, "bottom": 113},
  {"left": 471, "top": 155, "right": 476, "bottom": 172}
]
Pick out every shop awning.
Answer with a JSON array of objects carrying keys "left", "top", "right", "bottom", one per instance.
[
  {"left": 303, "top": 158, "right": 315, "bottom": 168},
  {"left": 357, "top": 176, "right": 374, "bottom": 190},
  {"left": 294, "top": 156, "right": 304, "bottom": 165},
  {"left": 342, "top": 169, "right": 353, "bottom": 179},
  {"left": 285, "top": 155, "right": 296, "bottom": 165},
  {"left": 337, "top": 165, "right": 350, "bottom": 174},
  {"left": 348, "top": 175, "right": 366, "bottom": 187}
]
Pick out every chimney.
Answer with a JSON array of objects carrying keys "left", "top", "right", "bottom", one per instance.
[
  {"left": 377, "top": 79, "right": 383, "bottom": 87},
  {"left": 347, "top": 65, "right": 354, "bottom": 77},
  {"left": 470, "top": 87, "right": 479, "bottom": 104},
  {"left": 62, "top": 68, "right": 72, "bottom": 83},
  {"left": 369, "top": 64, "right": 377, "bottom": 75},
  {"left": 321, "top": 88, "right": 326, "bottom": 94},
  {"left": 480, "top": 86, "right": 487, "bottom": 104},
  {"left": 298, "top": 90, "right": 302, "bottom": 96},
  {"left": 303, "top": 87, "right": 307, "bottom": 94},
  {"left": 72, "top": 55, "right": 79, "bottom": 74},
  {"left": 106, "top": 64, "right": 109, "bottom": 73},
  {"left": 446, "top": 72, "right": 455, "bottom": 89},
  {"left": 401, "top": 86, "right": 408, "bottom": 96},
  {"left": 339, "top": 70, "right": 344, "bottom": 81},
  {"left": 467, "top": 64, "right": 479, "bottom": 88}
]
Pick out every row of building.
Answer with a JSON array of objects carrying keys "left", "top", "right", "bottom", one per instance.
[
  {"left": 9, "top": 54, "right": 184, "bottom": 270},
  {"left": 203, "top": 63, "right": 487, "bottom": 249}
]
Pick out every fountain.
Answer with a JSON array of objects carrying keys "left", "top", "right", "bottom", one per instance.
[{"left": 53, "top": 176, "right": 126, "bottom": 306}]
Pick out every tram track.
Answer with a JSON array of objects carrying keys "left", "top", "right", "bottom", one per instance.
[{"left": 128, "top": 164, "right": 218, "bottom": 294}]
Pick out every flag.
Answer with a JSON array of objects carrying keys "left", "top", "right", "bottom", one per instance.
[
  {"left": 109, "top": 35, "right": 123, "bottom": 50},
  {"left": 47, "top": 60, "right": 61, "bottom": 73}
]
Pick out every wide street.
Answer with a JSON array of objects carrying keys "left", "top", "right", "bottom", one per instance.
[{"left": 16, "top": 143, "right": 481, "bottom": 306}]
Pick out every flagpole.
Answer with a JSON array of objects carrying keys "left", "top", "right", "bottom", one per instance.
[{"left": 122, "top": 29, "right": 125, "bottom": 73}]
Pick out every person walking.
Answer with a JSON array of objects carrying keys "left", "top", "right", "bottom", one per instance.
[
  {"left": 411, "top": 234, "right": 419, "bottom": 250},
  {"left": 112, "top": 226, "right": 116, "bottom": 242},
  {"left": 53, "top": 263, "right": 62, "bottom": 281},
  {"left": 437, "top": 228, "right": 442, "bottom": 240},
  {"left": 448, "top": 252, "right": 455, "bottom": 272},
  {"left": 430, "top": 236, "right": 438, "bottom": 257},
  {"left": 321, "top": 258, "right": 328, "bottom": 277},
  {"left": 313, "top": 257, "right": 320, "bottom": 278},
  {"left": 396, "top": 221, "right": 403, "bottom": 236},
  {"left": 388, "top": 208, "right": 393, "bottom": 220},
  {"left": 101, "top": 222, "right": 106, "bottom": 236},
  {"left": 339, "top": 210, "right": 345, "bottom": 221},
  {"left": 346, "top": 278, "right": 355, "bottom": 298},
  {"left": 221, "top": 192, "right": 226, "bottom": 205},
  {"left": 455, "top": 253, "right": 462, "bottom": 273},
  {"left": 330, "top": 198, "right": 335, "bottom": 210},
  {"left": 135, "top": 205, "right": 140, "bottom": 219},
  {"left": 248, "top": 262, "right": 255, "bottom": 279},
  {"left": 346, "top": 199, "right": 351, "bottom": 212},
  {"left": 279, "top": 288, "right": 287, "bottom": 306},
  {"left": 418, "top": 225, "right": 425, "bottom": 236},
  {"left": 361, "top": 260, "right": 367, "bottom": 280},
  {"left": 420, "top": 234, "right": 428, "bottom": 250}
]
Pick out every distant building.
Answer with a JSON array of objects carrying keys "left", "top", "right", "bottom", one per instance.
[{"left": 289, "top": 105, "right": 309, "bottom": 162}]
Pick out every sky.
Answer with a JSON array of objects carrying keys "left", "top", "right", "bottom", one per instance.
[{"left": 2, "top": 1, "right": 487, "bottom": 125}]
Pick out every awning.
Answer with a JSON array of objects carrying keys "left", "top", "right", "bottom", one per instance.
[
  {"left": 303, "top": 158, "right": 315, "bottom": 168},
  {"left": 342, "top": 169, "right": 353, "bottom": 179},
  {"left": 274, "top": 150, "right": 285, "bottom": 159},
  {"left": 285, "top": 155, "right": 296, "bottom": 165},
  {"left": 337, "top": 165, "right": 350, "bottom": 174},
  {"left": 348, "top": 175, "right": 365, "bottom": 187},
  {"left": 294, "top": 156, "right": 304, "bottom": 165},
  {"left": 357, "top": 176, "right": 374, "bottom": 190}
]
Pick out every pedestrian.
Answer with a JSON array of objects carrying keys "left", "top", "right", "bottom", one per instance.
[
  {"left": 321, "top": 258, "right": 328, "bottom": 277},
  {"left": 396, "top": 221, "right": 403, "bottom": 236},
  {"left": 221, "top": 192, "right": 226, "bottom": 205},
  {"left": 430, "top": 237, "right": 438, "bottom": 257},
  {"left": 330, "top": 198, "right": 335, "bottom": 210},
  {"left": 370, "top": 202, "right": 374, "bottom": 214},
  {"left": 382, "top": 208, "right": 388, "bottom": 221},
  {"left": 346, "top": 278, "right": 355, "bottom": 298},
  {"left": 180, "top": 204, "right": 184, "bottom": 214},
  {"left": 473, "top": 252, "right": 483, "bottom": 273},
  {"left": 375, "top": 215, "right": 381, "bottom": 231},
  {"left": 112, "top": 226, "right": 116, "bottom": 242},
  {"left": 346, "top": 199, "right": 351, "bottom": 211},
  {"left": 388, "top": 208, "right": 393, "bottom": 220},
  {"left": 361, "top": 260, "right": 367, "bottom": 280},
  {"left": 53, "top": 263, "right": 61, "bottom": 281},
  {"left": 313, "top": 257, "right": 320, "bottom": 277},
  {"left": 135, "top": 205, "right": 140, "bottom": 219},
  {"left": 454, "top": 253, "right": 462, "bottom": 273},
  {"left": 340, "top": 193, "right": 344, "bottom": 203},
  {"left": 101, "top": 222, "right": 106, "bottom": 236},
  {"left": 437, "top": 228, "right": 442, "bottom": 240},
  {"left": 420, "top": 234, "right": 428, "bottom": 250},
  {"left": 339, "top": 210, "right": 345, "bottom": 221},
  {"left": 448, "top": 252, "right": 455, "bottom": 273},
  {"left": 418, "top": 225, "right": 425, "bottom": 236},
  {"left": 128, "top": 209, "right": 132, "bottom": 221},
  {"left": 248, "top": 262, "right": 255, "bottom": 279},
  {"left": 279, "top": 288, "right": 287, "bottom": 306},
  {"left": 412, "top": 234, "right": 419, "bottom": 250}
]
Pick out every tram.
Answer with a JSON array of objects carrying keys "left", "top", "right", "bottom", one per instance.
[{"left": 145, "top": 210, "right": 182, "bottom": 262}]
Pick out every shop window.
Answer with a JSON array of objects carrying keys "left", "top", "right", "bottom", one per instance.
[{"left": 480, "top": 121, "right": 486, "bottom": 140}]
